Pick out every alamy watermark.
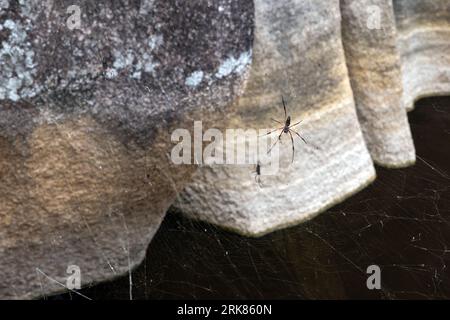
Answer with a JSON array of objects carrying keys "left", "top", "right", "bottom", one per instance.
[
  {"left": 366, "top": 5, "right": 382, "bottom": 30},
  {"left": 44, "top": 1, "right": 82, "bottom": 30},
  {"left": 66, "top": 264, "right": 81, "bottom": 290},
  {"left": 171, "top": 121, "right": 281, "bottom": 175},
  {"left": 66, "top": 5, "right": 82, "bottom": 30},
  {"left": 366, "top": 265, "right": 381, "bottom": 290}
]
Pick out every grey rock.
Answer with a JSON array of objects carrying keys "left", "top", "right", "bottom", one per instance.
[
  {"left": 0, "top": 0, "right": 253, "bottom": 299},
  {"left": 174, "top": 0, "right": 450, "bottom": 236},
  {"left": 175, "top": 0, "right": 376, "bottom": 236},
  {"left": 341, "top": 0, "right": 415, "bottom": 167},
  {"left": 2, "top": 0, "right": 450, "bottom": 299},
  {"left": 394, "top": 0, "right": 450, "bottom": 110}
]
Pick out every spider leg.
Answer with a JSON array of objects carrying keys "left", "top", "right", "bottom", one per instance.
[
  {"left": 255, "top": 175, "right": 263, "bottom": 188},
  {"left": 267, "top": 131, "right": 283, "bottom": 154},
  {"left": 281, "top": 96, "right": 287, "bottom": 120},
  {"left": 271, "top": 118, "right": 283, "bottom": 125},
  {"left": 290, "top": 128, "right": 320, "bottom": 150},
  {"left": 289, "top": 120, "right": 303, "bottom": 129},
  {"left": 288, "top": 130, "right": 295, "bottom": 163},
  {"left": 289, "top": 128, "right": 308, "bottom": 145},
  {"left": 258, "top": 127, "right": 284, "bottom": 137}
]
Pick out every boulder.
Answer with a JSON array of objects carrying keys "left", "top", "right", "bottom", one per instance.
[
  {"left": 394, "top": 0, "right": 450, "bottom": 110},
  {"left": 175, "top": 0, "right": 376, "bottom": 236},
  {"left": 341, "top": 0, "right": 415, "bottom": 167},
  {"left": 2, "top": 0, "right": 450, "bottom": 299},
  {"left": 174, "top": 0, "right": 450, "bottom": 236},
  {"left": 0, "top": 0, "right": 253, "bottom": 299}
]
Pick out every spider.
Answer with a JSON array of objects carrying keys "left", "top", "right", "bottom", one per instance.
[
  {"left": 261, "top": 96, "right": 309, "bottom": 163},
  {"left": 254, "top": 161, "right": 263, "bottom": 187}
]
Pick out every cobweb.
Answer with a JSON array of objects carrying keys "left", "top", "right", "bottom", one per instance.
[{"left": 50, "top": 96, "right": 450, "bottom": 300}]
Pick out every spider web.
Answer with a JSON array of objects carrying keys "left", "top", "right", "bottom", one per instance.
[{"left": 50, "top": 96, "right": 450, "bottom": 300}]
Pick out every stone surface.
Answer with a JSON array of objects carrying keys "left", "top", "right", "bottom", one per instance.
[
  {"left": 2, "top": 0, "right": 450, "bottom": 300},
  {"left": 175, "top": 0, "right": 376, "bottom": 236},
  {"left": 174, "top": 0, "right": 450, "bottom": 236},
  {"left": 394, "top": 0, "right": 450, "bottom": 110},
  {"left": 0, "top": 0, "right": 253, "bottom": 299},
  {"left": 341, "top": 0, "right": 415, "bottom": 167}
]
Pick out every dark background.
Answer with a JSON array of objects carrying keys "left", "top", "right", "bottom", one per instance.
[{"left": 52, "top": 96, "right": 450, "bottom": 300}]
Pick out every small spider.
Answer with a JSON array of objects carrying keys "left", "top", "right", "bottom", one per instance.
[
  {"left": 254, "top": 161, "right": 263, "bottom": 187},
  {"left": 261, "top": 96, "right": 310, "bottom": 162}
]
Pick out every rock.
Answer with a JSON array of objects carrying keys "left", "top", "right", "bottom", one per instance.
[
  {"left": 174, "top": 0, "right": 376, "bottom": 236},
  {"left": 341, "top": 0, "right": 415, "bottom": 167},
  {"left": 174, "top": 0, "right": 450, "bottom": 236},
  {"left": 0, "top": 0, "right": 253, "bottom": 299},
  {"left": 394, "top": 0, "right": 450, "bottom": 110},
  {"left": 2, "top": 0, "right": 449, "bottom": 299}
]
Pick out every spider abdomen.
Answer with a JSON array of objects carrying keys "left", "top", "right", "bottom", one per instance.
[{"left": 284, "top": 116, "right": 291, "bottom": 131}]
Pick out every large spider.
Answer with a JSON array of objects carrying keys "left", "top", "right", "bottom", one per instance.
[{"left": 261, "top": 96, "right": 309, "bottom": 163}]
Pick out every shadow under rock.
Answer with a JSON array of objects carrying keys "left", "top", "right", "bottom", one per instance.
[{"left": 50, "top": 96, "right": 450, "bottom": 300}]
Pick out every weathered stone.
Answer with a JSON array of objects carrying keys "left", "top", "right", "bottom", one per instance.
[
  {"left": 175, "top": 0, "right": 376, "bottom": 236},
  {"left": 174, "top": 0, "right": 450, "bottom": 236},
  {"left": 341, "top": 0, "right": 415, "bottom": 167},
  {"left": 394, "top": 0, "right": 450, "bottom": 110},
  {"left": 2, "top": 0, "right": 450, "bottom": 299},
  {"left": 0, "top": 0, "right": 253, "bottom": 299}
]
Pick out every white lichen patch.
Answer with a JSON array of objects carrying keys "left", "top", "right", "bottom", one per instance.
[
  {"left": 139, "top": 0, "right": 155, "bottom": 15},
  {"left": 148, "top": 34, "right": 163, "bottom": 51},
  {"left": 0, "top": 14, "right": 40, "bottom": 102},
  {"left": 0, "top": 0, "right": 9, "bottom": 10},
  {"left": 183, "top": 51, "right": 252, "bottom": 89},
  {"left": 143, "top": 53, "right": 158, "bottom": 73},
  {"left": 215, "top": 50, "right": 252, "bottom": 79},
  {"left": 106, "top": 34, "right": 163, "bottom": 80},
  {"left": 105, "top": 68, "right": 118, "bottom": 79},
  {"left": 185, "top": 70, "right": 204, "bottom": 88}
]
